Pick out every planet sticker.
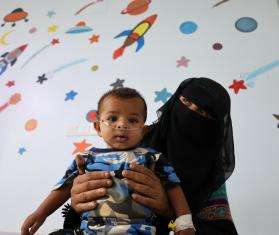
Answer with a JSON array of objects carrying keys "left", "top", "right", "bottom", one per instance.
[
  {"left": 121, "top": 0, "right": 152, "bottom": 16},
  {"left": 213, "top": 43, "right": 223, "bottom": 50},
  {"left": 235, "top": 17, "right": 257, "bottom": 33},
  {"left": 91, "top": 65, "right": 99, "bottom": 71},
  {"left": 25, "top": 119, "right": 38, "bottom": 131},
  {"left": 86, "top": 110, "right": 98, "bottom": 123},
  {"left": 180, "top": 21, "right": 198, "bottom": 35},
  {"left": 66, "top": 21, "right": 93, "bottom": 34}
]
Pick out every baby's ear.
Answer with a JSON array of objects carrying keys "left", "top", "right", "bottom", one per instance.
[{"left": 94, "top": 121, "right": 102, "bottom": 137}]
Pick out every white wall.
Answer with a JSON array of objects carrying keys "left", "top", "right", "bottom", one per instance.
[{"left": 0, "top": 0, "right": 278, "bottom": 234}]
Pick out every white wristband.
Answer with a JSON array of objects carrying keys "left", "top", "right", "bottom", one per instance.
[{"left": 174, "top": 214, "right": 196, "bottom": 232}]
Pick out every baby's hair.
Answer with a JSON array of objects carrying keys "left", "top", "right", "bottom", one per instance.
[{"left": 97, "top": 87, "right": 147, "bottom": 121}]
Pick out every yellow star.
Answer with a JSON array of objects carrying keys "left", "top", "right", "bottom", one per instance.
[
  {"left": 89, "top": 34, "right": 100, "bottom": 43},
  {"left": 48, "top": 24, "right": 58, "bottom": 33},
  {"left": 72, "top": 139, "right": 92, "bottom": 155}
]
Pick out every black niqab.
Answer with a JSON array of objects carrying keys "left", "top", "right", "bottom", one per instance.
[{"left": 146, "top": 77, "right": 235, "bottom": 213}]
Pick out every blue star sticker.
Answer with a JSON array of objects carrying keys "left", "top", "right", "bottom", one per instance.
[
  {"left": 154, "top": 88, "right": 172, "bottom": 104},
  {"left": 65, "top": 90, "right": 78, "bottom": 101},
  {"left": 47, "top": 10, "right": 56, "bottom": 18},
  {"left": 18, "top": 147, "right": 26, "bottom": 155}
]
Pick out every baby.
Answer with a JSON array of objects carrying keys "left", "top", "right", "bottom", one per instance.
[{"left": 21, "top": 87, "right": 195, "bottom": 235}]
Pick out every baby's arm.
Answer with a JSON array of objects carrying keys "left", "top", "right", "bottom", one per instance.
[
  {"left": 21, "top": 185, "right": 71, "bottom": 235},
  {"left": 167, "top": 186, "right": 195, "bottom": 235}
]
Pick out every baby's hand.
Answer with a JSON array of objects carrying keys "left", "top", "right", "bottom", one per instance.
[
  {"left": 75, "top": 153, "right": 86, "bottom": 174},
  {"left": 176, "top": 228, "right": 195, "bottom": 235},
  {"left": 21, "top": 211, "right": 46, "bottom": 235}
]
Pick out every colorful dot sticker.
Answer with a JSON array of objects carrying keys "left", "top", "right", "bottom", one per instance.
[
  {"left": 25, "top": 119, "right": 38, "bottom": 131},
  {"left": 91, "top": 65, "right": 99, "bottom": 71},
  {"left": 180, "top": 21, "right": 198, "bottom": 35},
  {"left": 235, "top": 17, "right": 257, "bottom": 33},
  {"left": 86, "top": 110, "right": 98, "bottom": 123},
  {"left": 213, "top": 43, "right": 223, "bottom": 50}
]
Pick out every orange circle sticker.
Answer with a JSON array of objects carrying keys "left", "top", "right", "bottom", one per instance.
[{"left": 25, "top": 119, "right": 38, "bottom": 131}]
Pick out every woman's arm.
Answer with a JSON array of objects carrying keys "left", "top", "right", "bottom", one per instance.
[{"left": 167, "top": 186, "right": 195, "bottom": 235}]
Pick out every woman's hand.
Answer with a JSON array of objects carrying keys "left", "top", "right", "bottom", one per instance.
[
  {"left": 71, "top": 171, "right": 113, "bottom": 213},
  {"left": 122, "top": 163, "right": 172, "bottom": 217}
]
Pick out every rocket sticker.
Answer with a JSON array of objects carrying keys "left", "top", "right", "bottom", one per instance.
[
  {"left": 0, "top": 44, "right": 27, "bottom": 76},
  {"left": 113, "top": 14, "right": 157, "bottom": 59}
]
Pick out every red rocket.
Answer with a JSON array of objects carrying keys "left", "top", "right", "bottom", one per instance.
[{"left": 113, "top": 14, "right": 157, "bottom": 59}]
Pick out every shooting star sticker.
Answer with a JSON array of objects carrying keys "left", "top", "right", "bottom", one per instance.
[
  {"left": 36, "top": 58, "right": 88, "bottom": 84},
  {"left": 0, "top": 93, "right": 21, "bottom": 113},
  {"left": 21, "top": 39, "right": 60, "bottom": 69}
]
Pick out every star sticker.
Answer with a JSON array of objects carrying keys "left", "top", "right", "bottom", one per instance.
[
  {"left": 89, "top": 34, "right": 100, "bottom": 43},
  {"left": 47, "top": 10, "right": 56, "bottom": 18},
  {"left": 72, "top": 139, "right": 92, "bottom": 155},
  {"left": 176, "top": 56, "right": 190, "bottom": 68},
  {"left": 6, "top": 81, "right": 15, "bottom": 87},
  {"left": 110, "top": 78, "right": 125, "bottom": 89},
  {"left": 18, "top": 147, "right": 26, "bottom": 155},
  {"left": 48, "top": 24, "right": 58, "bottom": 33},
  {"left": 154, "top": 88, "right": 172, "bottom": 103},
  {"left": 65, "top": 90, "right": 78, "bottom": 101},
  {"left": 37, "top": 74, "right": 48, "bottom": 84},
  {"left": 229, "top": 79, "right": 247, "bottom": 94},
  {"left": 51, "top": 38, "right": 60, "bottom": 45}
]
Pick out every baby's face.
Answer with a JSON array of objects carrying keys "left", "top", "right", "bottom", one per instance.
[{"left": 95, "top": 95, "right": 146, "bottom": 150}]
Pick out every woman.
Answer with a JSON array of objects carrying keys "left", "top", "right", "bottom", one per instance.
[{"left": 67, "top": 77, "right": 237, "bottom": 234}]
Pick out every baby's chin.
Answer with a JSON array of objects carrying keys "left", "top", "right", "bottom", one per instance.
[{"left": 108, "top": 142, "right": 137, "bottom": 150}]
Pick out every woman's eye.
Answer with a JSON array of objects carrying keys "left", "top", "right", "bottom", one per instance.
[
  {"left": 180, "top": 96, "right": 191, "bottom": 107},
  {"left": 185, "top": 100, "right": 191, "bottom": 106},
  {"left": 107, "top": 115, "right": 117, "bottom": 122}
]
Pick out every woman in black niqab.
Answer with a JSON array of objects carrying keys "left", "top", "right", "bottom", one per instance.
[{"left": 146, "top": 77, "right": 237, "bottom": 234}]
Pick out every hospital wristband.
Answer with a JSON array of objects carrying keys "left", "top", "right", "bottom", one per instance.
[{"left": 174, "top": 214, "right": 196, "bottom": 232}]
